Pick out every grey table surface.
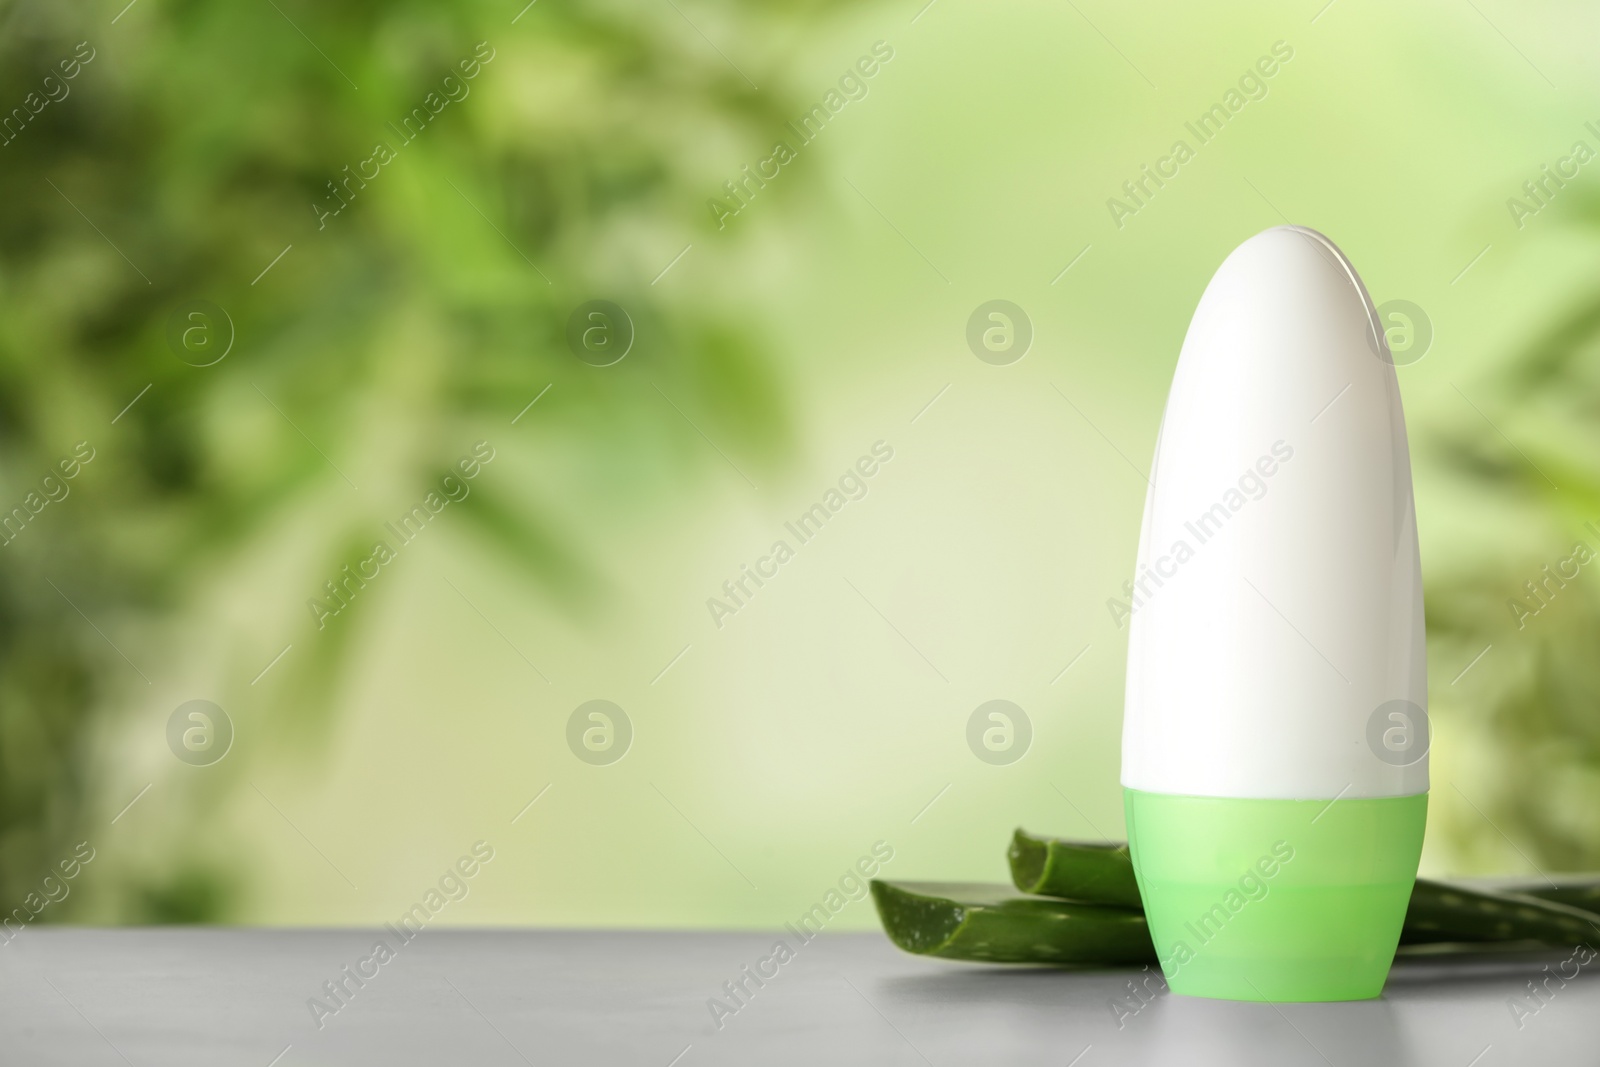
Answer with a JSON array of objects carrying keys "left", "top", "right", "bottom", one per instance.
[{"left": 1, "top": 928, "right": 1591, "bottom": 1066}]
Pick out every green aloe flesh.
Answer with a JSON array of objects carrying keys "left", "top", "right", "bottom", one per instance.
[
  {"left": 869, "top": 881, "right": 1156, "bottom": 964},
  {"left": 1007, "top": 829, "right": 1142, "bottom": 907},
  {"left": 873, "top": 831, "right": 1600, "bottom": 966}
]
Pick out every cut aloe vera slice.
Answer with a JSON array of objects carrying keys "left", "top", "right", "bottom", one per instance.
[
  {"left": 870, "top": 880, "right": 1155, "bottom": 964},
  {"left": 1008, "top": 829, "right": 1141, "bottom": 906}
]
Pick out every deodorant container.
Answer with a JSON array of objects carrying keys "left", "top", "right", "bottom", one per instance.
[{"left": 1121, "top": 226, "right": 1428, "bottom": 1001}]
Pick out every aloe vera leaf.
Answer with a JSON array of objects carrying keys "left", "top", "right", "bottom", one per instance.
[
  {"left": 1401, "top": 880, "right": 1600, "bottom": 945},
  {"left": 870, "top": 880, "right": 1156, "bottom": 964},
  {"left": 872, "top": 878, "right": 1600, "bottom": 968},
  {"left": 1501, "top": 880, "right": 1600, "bottom": 915},
  {"left": 1007, "top": 829, "right": 1142, "bottom": 907}
]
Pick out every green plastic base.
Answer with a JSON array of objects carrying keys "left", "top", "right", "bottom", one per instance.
[{"left": 1125, "top": 788, "right": 1427, "bottom": 1002}]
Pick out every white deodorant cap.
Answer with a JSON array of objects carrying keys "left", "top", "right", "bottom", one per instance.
[{"left": 1121, "top": 226, "right": 1427, "bottom": 801}]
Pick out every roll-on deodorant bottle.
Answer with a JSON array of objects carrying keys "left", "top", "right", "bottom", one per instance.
[{"left": 1121, "top": 226, "right": 1428, "bottom": 1001}]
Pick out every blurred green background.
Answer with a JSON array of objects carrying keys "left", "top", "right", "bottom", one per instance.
[{"left": 2, "top": 0, "right": 1598, "bottom": 928}]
